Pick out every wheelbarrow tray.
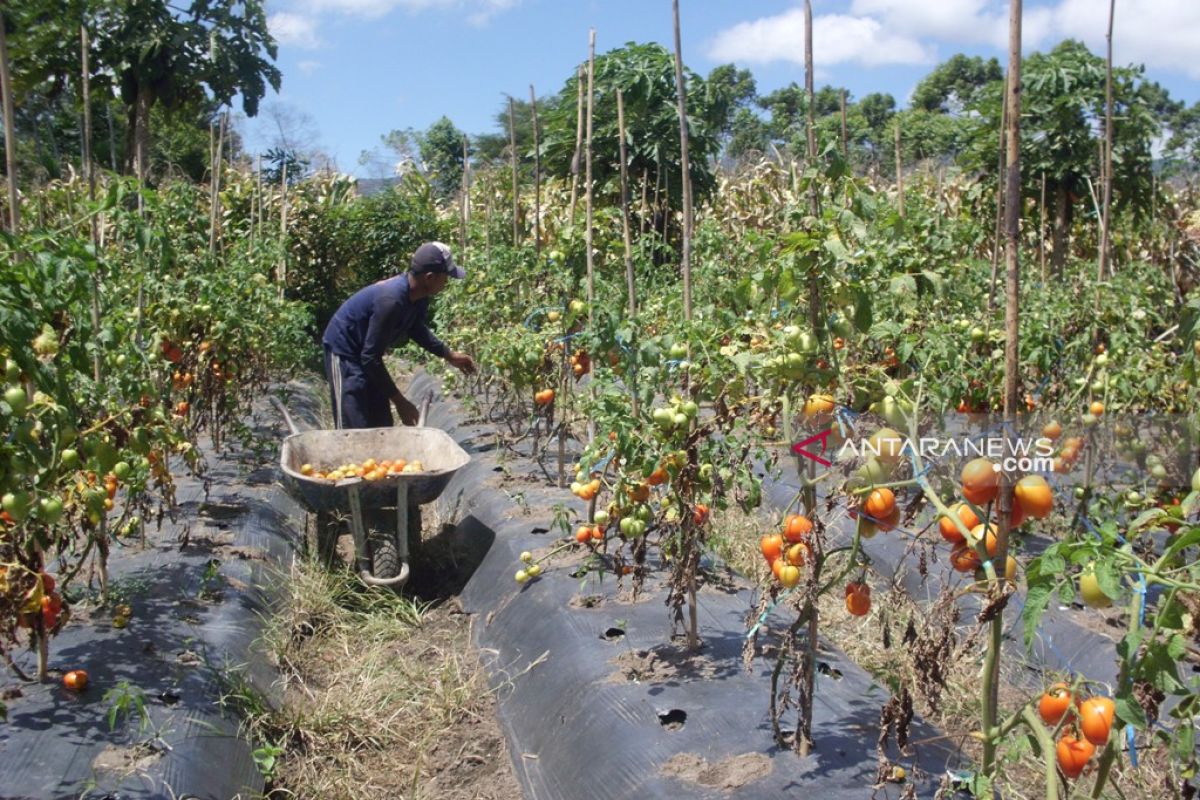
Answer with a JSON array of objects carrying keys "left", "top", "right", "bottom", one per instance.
[{"left": 280, "top": 426, "right": 470, "bottom": 513}]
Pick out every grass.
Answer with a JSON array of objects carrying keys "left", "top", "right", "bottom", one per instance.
[{"left": 237, "top": 555, "right": 516, "bottom": 800}]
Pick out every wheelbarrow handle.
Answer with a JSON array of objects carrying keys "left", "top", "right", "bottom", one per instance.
[
  {"left": 417, "top": 392, "right": 433, "bottom": 428},
  {"left": 270, "top": 396, "right": 302, "bottom": 436}
]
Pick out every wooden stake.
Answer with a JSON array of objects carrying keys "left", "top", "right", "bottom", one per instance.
[
  {"left": 569, "top": 66, "right": 585, "bottom": 226},
  {"left": 1040, "top": 171, "right": 1047, "bottom": 283},
  {"left": 671, "top": 0, "right": 693, "bottom": 320},
  {"left": 280, "top": 160, "right": 288, "bottom": 297},
  {"left": 987, "top": 94, "right": 1008, "bottom": 315},
  {"left": 839, "top": 88, "right": 848, "bottom": 160},
  {"left": 0, "top": 13, "right": 18, "bottom": 233},
  {"left": 585, "top": 29, "right": 596, "bottom": 323},
  {"left": 530, "top": 85, "right": 541, "bottom": 256},
  {"left": 461, "top": 135, "right": 470, "bottom": 256},
  {"left": 508, "top": 96, "right": 519, "bottom": 247},
  {"left": 617, "top": 89, "right": 637, "bottom": 318},
  {"left": 893, "top": 119, "right": 904, "bottom": 219},
  {"left": 209, "top": 111, "right": 226, "bottom": 256},
  {"left": 1096, "top": 0, "right": 1116, "bottom": 312}
]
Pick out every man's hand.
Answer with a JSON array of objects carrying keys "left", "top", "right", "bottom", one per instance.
[
  {"left": 447, "top": 351, "right": 476, "bottom": 375},
  {"left": 392, "top": 394, "right": 420, "bottom": 426}
]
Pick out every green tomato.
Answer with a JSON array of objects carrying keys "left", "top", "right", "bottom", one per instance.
[
  {"left": 594, "top": 510, "right": 610, "bottom": 525},
  {"left": 681, "top": 400, "right": 699, "bottom": 419},
  {"left": 969, "top": 327, "right": 987, "bottom": 343},
  {"left": 1079, "top": 563, "right": 1113, "bottom": 608},
  {"left": 2, "top": 492, "right": 32, "bottom": 522},
  {"left": 619, "top": 517, "right": 634, "bottom": 536},
  {"left": 113, "top": 461, "right": 132, "bottom": 480},
  {"left": 60, "top": 449, "right": 80, "bottom": 468},
  {"left": 4, "top": 386, "right": 28, "bottom": 415},
  {"left": 38, "top": 497, "right": 64, "bottom": 524},
  {"left": 3, "top": 359, "right": 19, "bottom": 383},
  {"left": 669, "top": 342, "right": 688, "bottom": 360}
]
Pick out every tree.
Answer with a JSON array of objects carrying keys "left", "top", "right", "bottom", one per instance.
[
  {"left": 1166, "top": 101, "right": 1200, "bottom": 174},
  {"left": 86, "top": 0, "right": 280, "bottom": 179},
  {"left": 419, "top": 117, "right": 466, "bottom": 200},
  {"left": 911, "top": 54, "right": 1003, "bottom": 114},
  {"left": 964, "top": 40, "right": 1162, "bottom": 271},
  {"left": 538, "top": 42, "right": 724, "bottom": 216},
  {"left": 704, "top": 64, "right": 756, "bottom": 139}
]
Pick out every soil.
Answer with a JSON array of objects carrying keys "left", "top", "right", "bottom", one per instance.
[
  {"left": 609, "top": 643, "right": 726, "bottom": 684},
  {"left": 660, "top": 752, "right": 773, "bottom": 792}
]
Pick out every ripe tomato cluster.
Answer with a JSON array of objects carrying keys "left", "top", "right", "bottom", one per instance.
[{"left": 1038, "top": 683, "right": 1117, "bottom": 779}]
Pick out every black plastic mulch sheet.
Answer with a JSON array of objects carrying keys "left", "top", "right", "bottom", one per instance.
[
  {"left": 0, "top": 384, "right": 320, "bottom": 800},
  {"left": 412, "top": 372, "right": 963, "bottom": 800}
]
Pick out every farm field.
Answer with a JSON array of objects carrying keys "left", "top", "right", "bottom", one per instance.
[{"left": 1, "top": 1, "right": 1200, "bottom": 798}]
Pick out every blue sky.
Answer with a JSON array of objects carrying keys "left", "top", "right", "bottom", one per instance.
[{"left": 246, "top": 0, "right": 1200, "bottom": 176}]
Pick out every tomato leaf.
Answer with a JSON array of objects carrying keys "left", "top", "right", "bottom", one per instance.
[
  {"left": 1161, "top": 528, "right": 1200, "bottom": 564},
  {"left": 1168, "top": 633, "right": 1187, "bottom": 661},
  {"left": 1022, "top": 582, "right": 1054, "bottom": 651},
  {"left": 1116, "top": 696, "right": 1147, "bottom": 730}
]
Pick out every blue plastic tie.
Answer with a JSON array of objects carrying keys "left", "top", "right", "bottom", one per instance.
[{"left": 747, "top": 588, "right": 796, "bottom": 639}]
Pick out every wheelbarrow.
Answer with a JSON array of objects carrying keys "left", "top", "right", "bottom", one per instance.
[{"left": 273, "top": 396, "right": 471, "bottom": 587}]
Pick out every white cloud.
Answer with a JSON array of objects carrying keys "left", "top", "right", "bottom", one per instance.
[
  {"left": 708, "top": 8, "right": 932, "bottom": 68},
  {"left": 269, "top": 12, "right": 321, "bottom": 49},
  {"left": 298, "top": 60, "right": 322, "bottom": 75},
  {"left": 1048, "top": 0, "right": 1200, "bottom": 79},
  {"left": 713, "top": 0, "right": 1200, "bottom": 81}
]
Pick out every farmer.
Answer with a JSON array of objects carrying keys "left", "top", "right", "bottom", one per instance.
[{"left": 322, "top": 241, "right": 476, "bottom": 428}]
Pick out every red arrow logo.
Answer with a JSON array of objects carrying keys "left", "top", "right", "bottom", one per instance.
[{"left": 791, "top": 428, "right": 834, "bottom": 467}]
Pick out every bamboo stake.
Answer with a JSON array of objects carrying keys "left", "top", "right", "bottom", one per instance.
[
  {"left": 616, "top": 89, "right": 638, "bottom": 420},
  {"left": 987, "top": 93, "right": 1008, "bottom": 315},
  {"left": 82, "top": 27, "right": 100, "bottom": 383},
  {"left": 569, "top": 66, "right": 585, "bottom": 226},
  {"left": 984, "top": 0, "right": 1023, "bottom": 780},
  {"left": 1040, "top": 171, "right": 1047, "bottom": 282},
  {"left": 671, "top": 0, "right": 693, "bottom": 320},
  {"left": 617, "top": 89, "right": 637, "bottom": 319},
  {"left": 893, "top": 119, "right": 904, "bottom": 219},
  {"left": 585, "top": 29, "right": 596, "bottom": 322},
  {"left": 1095, "top": 0, "right": 1115, "bottom": 315},
  {"left": 461, "top": 135, "right": 470, "bottom": 257},
  {"left": 529, "top": 85, "right": 541, "bottom": 256},
  {"left": 279, "top": 160, "right": 288, "bottom": 298},
  {"left": 839, "top": 88, "right": 849, "bottom": 160},
  {"left": 209, "top": 111, "right": 226, "bottom": 256},
  {"left": 105, "top": 103, "right": 117, "bottom": 172},
  {"left": 508, "top": 96, "right": 519, "bottom": 248},
  {"left": 0, "top": 12, "right": 18, "bottom": 233}
]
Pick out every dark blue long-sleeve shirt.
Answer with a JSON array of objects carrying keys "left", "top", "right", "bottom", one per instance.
[{"left": 321, "top": 274, "right": 449, "bottom": 399}]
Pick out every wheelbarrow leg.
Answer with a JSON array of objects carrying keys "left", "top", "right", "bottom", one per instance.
[{"left": 346, "top": 484, "right": 372, "bottom": 576}]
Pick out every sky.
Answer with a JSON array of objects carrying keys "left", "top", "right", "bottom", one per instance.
[{"left": 243, "top": 0, "right": 1200, "bottom": 177}]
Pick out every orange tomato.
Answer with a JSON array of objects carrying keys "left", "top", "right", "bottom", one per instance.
[
  {"left": 692, "top": 503, "right": 710, "bottom": 525},
  {"left": 845, "top": 582, "right": 871, "bottom": 616},
  {"left": 803, "top": 394, "right": 835, "bottom": 416},
  {"left": 1014, "top": 474, "right": 1054, "bottom": 520},
  {"left": 1056, "top": 734, "right": 1095, "bottom": 779},
  {"left": 1042, "top": 420, "right": 1063, "bottom": 440},
  {"left": 969, "top": 523, "right": 999, "bottom": 557},
  {"left": 950, "top": 543, "right": 981, "bottom": 573},
  {"left": 939, "top": 502, "right": 980, "bottom": 544},
  {"left": 778, "top": 564, "right": 801, "bottom": 588},
  {"left": 1039, "top": 682, "right": 1073, "bottom": 725},
  {"left": 63, "top": 669, "right": 89, "bottom": 691},
  {"left": 575, "top": 526, "right": 593, "bottom": 544},
  {"left": 785, "top": 542, "right": 809, "bottom": 567},
  {"left": 647, "top": 467, "right": 668, "bottom": 486},
  {"left": 864, "top": 488, "right": 896, "bottom": 520},
  {"left": 1078, "top": 697, "right": 1115, "bottom": 746},
  {"left": 771, "top": 557, "right": 785, "bottom": 582},
  {"left": 783, "top": 514, "right": 812, "bottom": 543},
  {"left": 1089, "top": 401, "right": 1105, "bottom": 417},
  {"left": 874, "top": 507, "right": 901, "bottom": 533},
  {"left": 961, "top": 458, "right": 1000, "bottom": 505},
  {"left": 760, "top": 534, "right": 785, "bottom": 565}
]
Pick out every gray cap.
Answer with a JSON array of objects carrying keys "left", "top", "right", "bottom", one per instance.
[{"left": 411, "top": 241, "right": 465, "bottom": 279}]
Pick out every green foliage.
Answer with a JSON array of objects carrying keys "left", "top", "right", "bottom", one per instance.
[
  {"left": 420, "top": 116, "right": 467, "bottom": 200},
  {"left": 911, "top": 54, "right": 1003, "bottom": 114},
  {"left": 285, "top": 173, "right": 448, "bottom": 329},
  {"left": 538, "top": 42, "right": 723, "bottom": 213}
]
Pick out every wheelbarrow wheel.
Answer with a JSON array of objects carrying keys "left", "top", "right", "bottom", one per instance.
[{"left": 367, "top": 526, "right": 402, "bottom": 581}]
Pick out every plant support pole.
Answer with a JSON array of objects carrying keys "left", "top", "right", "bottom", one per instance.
[
  {"left": 584, "top": 30, "right": 596, "bottom": 323},
  {"left": 616, "top": 89, "right": 637, "bottom": 320},
  {"left": 530, "top": 86, "right": 541, "bottom": 257},
  {"left": 672, "top": 0, "right": 694, "bottom": 320},
  {"left": 509, "top": 96, "right": 519, "bottom": 248},
  {"left": 0, "top": 11, "right": 18, "bottom": 233}
]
